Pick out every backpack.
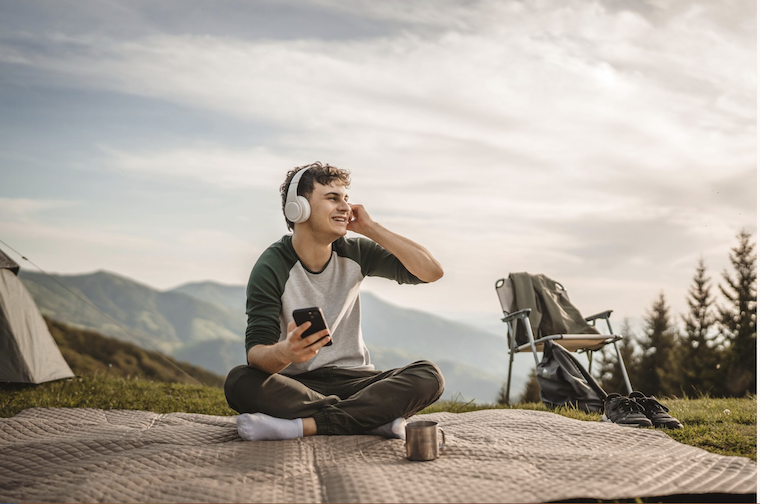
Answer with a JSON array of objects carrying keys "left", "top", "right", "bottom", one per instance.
[{"left": 536, "top": 340, "right": 607, "bottom": 413}]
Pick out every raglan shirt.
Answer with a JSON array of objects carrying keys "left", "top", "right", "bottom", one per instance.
[{"left": 245, "top": 235, "right": 424, "bottom": 376}]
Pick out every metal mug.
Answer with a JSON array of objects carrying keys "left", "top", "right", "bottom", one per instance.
[{"left": 405, "top": 420, "right": 446, "bottom": 461}]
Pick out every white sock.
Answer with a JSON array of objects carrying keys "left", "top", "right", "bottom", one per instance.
[
  {"left": 367, "top": 417, "right": 407, "bottom": 440},
  {"left": 236, "top": 413, "right": 304, "bottom": 441}
]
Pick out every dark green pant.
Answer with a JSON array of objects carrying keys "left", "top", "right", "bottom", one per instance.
[{"left": 224, "top": 360, "right": 445, "bottom": 435}]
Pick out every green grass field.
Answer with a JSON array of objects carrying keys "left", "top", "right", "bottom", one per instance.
[
  {"left": 0, "top": 375, "right": 755, "bottom": 461},
  {"left": 426, "top": 394, "right": 757, "bottom": 461}
]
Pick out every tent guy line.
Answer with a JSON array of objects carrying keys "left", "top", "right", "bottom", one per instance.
[{"left": 0, "top": 238, "right": 202, "bottom": 386}]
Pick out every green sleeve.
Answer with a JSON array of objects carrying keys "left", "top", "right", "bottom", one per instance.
[
  {"left": 244, "top": 243, "right": 295, "bottom": 353},
  {"left": 343, "top": 237, "right": 425, "bottom": 285}
]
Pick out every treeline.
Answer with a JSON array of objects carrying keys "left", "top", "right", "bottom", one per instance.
[
  {"left": 509, "top": 230, "right": 756, "bottom": 403},
  {"left": 597, "top": 230, "right": 756, "bottom": 398}
]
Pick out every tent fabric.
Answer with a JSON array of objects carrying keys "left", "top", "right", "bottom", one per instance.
[
  {"left": 0, "top": 407, "right": 755, "bottom": 503},
  {"left": 0, "top": 268, "right": 74, "bottom": 383},
  {"left": 0, "top": 305, "right": 33, "bottom": 382},
  {"left": 0, "top": 248, "right": 20, "bottom": 276}
]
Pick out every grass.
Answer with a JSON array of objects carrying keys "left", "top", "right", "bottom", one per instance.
[
  {"left": 0, "top": 373, "right": 236, "bottom": 417},
  {"left": 47, "top": 317, "right": 225, "bottom": 387},
  {"left": 422, "top": 394, "right": 757, "bottom": 461},
  {"left": 663, "top": 396, "right": 757, "bottom": 460},
  {"left": 0, "top": 376, "right": 755, "bottom": 461}
]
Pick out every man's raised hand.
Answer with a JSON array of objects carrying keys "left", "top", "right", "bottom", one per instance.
[
  {"left": 278, "top": 321, "right": 331, "bottom": 364},
  {"left": 347, "top": 203, "right": 376, "bottom": 236},
  {"left": 346, "top": 203, "right": 444, "bottom": 283}
]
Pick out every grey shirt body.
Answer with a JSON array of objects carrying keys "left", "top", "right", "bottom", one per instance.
[{"left": 245, "top": 235, "right": 423, "bottom": 376}]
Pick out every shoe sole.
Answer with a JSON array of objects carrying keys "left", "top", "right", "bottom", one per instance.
[
  {"left": 654, "top": 422, "right": 684, "bottom": 429},
  {"left": 601, "top": 413, "right": 650, "bottom": 428}
]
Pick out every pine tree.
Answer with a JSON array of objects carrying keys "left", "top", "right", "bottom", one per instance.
[
  {"left": 680, "top": 257, "right": 721, "bottom": 397},
  {"left": 596, "top": 318, "right": 639, "bottom": 394},
  {"left": 518, "top": 371, "right": 541, "bottom": 404},
  {"left": 717, "top": 230, "right": 757, "bottom": 396},
  {"left": 496, "top": 379, "right": 509, "bottom": 405},
  {"left": 637, "top": 293, "right": 680, "bottom": 397},
  {"left": 496, "top": 371, "right": 541, "bottom": 404}
]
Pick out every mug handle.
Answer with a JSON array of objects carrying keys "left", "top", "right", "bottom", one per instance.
[{"left": 438, "top": 427, "right": 446, "bottom": 450}]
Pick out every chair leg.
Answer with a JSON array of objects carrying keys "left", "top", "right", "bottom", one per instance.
[
  {"left": 587, "top": 350, "right": 593, "bottom": 373},
  {"left": 504, "top": 320, "right": 517, "bottom": 404},
  {"left": 612, "top": 340, "right": 633, "bottom": 394},
  {"left": 523, "top": 317, "right": 540, "bottom": 367},
  {"left": 506, "top": 348, "right": 514, "bottom": 404}
]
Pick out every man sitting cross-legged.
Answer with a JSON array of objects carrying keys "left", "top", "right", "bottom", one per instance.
[{"left": 225, "top": 161, "right": 445, "bottom": 440}]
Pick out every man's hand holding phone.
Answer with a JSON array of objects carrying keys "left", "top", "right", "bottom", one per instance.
[{"left": 279, "top": 320, "right": 331, "bottom": 364}]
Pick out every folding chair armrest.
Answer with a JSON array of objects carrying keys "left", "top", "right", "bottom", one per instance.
[
  {"left": 585, "top": 310, "right": 613, "bottom": 322},
  {"left": 501, "top": 308, "right": 531, "bottom": 323}
]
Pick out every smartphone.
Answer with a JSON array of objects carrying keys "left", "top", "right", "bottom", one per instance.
[{"left": 292, "top": 307, "right": 332, "bottom": 346}]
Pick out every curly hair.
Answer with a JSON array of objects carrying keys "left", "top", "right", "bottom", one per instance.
[{"left": 280, "top": 161, "right": 351, "bottom": 231}]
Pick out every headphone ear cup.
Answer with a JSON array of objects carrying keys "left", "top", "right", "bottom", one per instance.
[
  {"left": 285, "top": 200, "right": 302, "bottom": 222},
  {"left": 294, "top": 196, "right": 310, "bottom": 223},
  {"left": 285, "top": 196, "right": 310, "bottom": 224}
]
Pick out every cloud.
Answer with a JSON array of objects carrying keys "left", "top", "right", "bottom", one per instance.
[
  {"left": 0, "top": 197, "right": 80, "bottom": 220},
  {"left": 0, "top": 0, "right": 754, "bottom": 322},
  {"left": 100, "top": 144, "right": 293, "bottom": 190},
  {"left": 0, "top": 213, "right": 262, "bottom": 291},
  {"left": 1, "top": 1, "right": 751, "bottom": 139},
  {"left": 0, "top": 207, "right": 155, "bottom": 250}
]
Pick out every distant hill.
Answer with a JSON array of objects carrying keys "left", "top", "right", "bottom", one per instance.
[
  {"left": 172, "top": 339, "right": 247, "bottom": 377},
  {"left": 171, "top": 281, "right": 244, "bottom": 314},
  {"left": 20, "top": 270, "right": 529, "bottom": 403},
  {"left": 360, "top": 292, "right": 509, "bottom": 373},
  {"left": 20, "top": 270, "right": 245, "bottom": 354},
  {"left": 170, "top": 282, "right": 513, "bottom": 371},
  {"left": 46, "top": 317, "right": 225, "bottom": 387}
]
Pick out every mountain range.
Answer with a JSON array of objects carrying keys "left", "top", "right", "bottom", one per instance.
[{"left": 20, "top": 270, "right": 531, "bottom": 403}]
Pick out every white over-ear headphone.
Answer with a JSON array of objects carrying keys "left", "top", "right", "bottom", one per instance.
[{"left": 284, "top": 167, "right": 311, "bottom": 224}]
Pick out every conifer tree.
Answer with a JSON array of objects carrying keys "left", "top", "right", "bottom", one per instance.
[
  {"left": 496, "top": 371, "right": 541, "bottom": 404},
  {"left": 596, "top": 318, "right": 639, "bottom": 394},
  {"left": 518, "top": 371, "right": 541, "bottom": 404},
  {"left": 496, "top": 379, "right": 509, "bottom": 405},
  {"left": 680, "top": 258, "right": 721, "bottom": 397},
  {"left": 718, "top": 230, "right": 757, "bottom": 396},
  {"left": 637, "top": 293, "right": 680, "bottom": 397}
]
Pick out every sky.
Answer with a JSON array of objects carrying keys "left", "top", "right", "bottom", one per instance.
[{"left": 0, "top": 0, "right": 756, "bottom": 336}]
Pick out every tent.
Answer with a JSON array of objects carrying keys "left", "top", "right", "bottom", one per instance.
[{"left": 0, "top": 248, "right": 74, "bottom": 383}]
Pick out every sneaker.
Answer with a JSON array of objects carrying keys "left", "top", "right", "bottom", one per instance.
[
  {"left": 629, "top": 391, "right": 684, "bottom": 429},
  {"left": 601, "top": 393, "right": 652, "bottom": 427}
]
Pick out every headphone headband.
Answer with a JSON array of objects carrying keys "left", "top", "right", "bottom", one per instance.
[{"left": 288, "top": 166, "right": 309, "bottom": 193}]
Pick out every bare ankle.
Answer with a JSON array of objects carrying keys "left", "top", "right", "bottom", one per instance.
[{"left": 302, "top": 417, "right": 317, "bottom": 436}]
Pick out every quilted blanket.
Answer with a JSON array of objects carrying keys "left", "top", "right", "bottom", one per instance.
[{"left": 0, "top": 407, "right": 755, "bottom": 503}]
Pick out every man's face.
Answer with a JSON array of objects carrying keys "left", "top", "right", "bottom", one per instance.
[{"left": 304, "top": 181, "right": 351, "bottom": 238}]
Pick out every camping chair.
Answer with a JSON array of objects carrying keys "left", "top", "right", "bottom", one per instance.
[{"left": 495, "top": 276, "right": 633, "bottom": 403}]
